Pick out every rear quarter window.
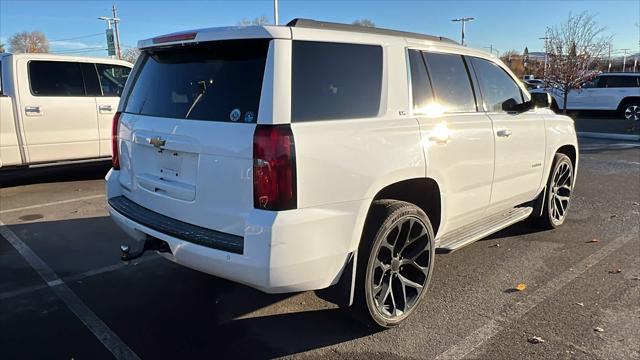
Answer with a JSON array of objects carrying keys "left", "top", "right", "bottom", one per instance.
[
  {"left": 602, "top": 76, "right": 639, "bottom": 88},
  {"left": 291, "top": 41, "right": 383, "bottom": 122},
  {"left": 124, "top": 39, "right": 269, "bottom": 122}
]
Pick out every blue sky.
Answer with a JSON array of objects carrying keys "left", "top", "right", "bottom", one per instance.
[{"left": 1, "top": 0, "right": 638, "bottom": 57}]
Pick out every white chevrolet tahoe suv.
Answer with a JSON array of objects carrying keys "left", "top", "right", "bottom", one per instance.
[
  {"left": 531, "top": 72, "right": 640, "bottom": 120},
  {"left": 0, "top": 53, "right": 132, "bottom": 168},
  {"left": 106, "top": 19, "right": 578, "bottom": 327}
]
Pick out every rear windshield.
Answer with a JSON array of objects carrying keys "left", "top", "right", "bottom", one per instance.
[{"left": 123, "top": 39, "right": 269, "bottom": 123}]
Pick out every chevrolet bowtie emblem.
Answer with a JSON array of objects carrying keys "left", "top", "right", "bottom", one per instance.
[{"left": 149, "top": 137, "right": 166, "bottom": 148}]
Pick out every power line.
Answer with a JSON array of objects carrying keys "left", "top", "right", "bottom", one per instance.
[
  {"left": 50, "top": 33, "right": 103, "bottom": 42},
  {"left": 51, "top": 47, "right": 107, "bottom": 54}
]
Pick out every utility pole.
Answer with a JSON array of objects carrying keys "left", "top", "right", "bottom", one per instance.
[
  {"left": 539, "top": 31, "right": 549, "bottom": 78},
  {"left": 273, "top": 0, "right": 279, "bottom": 25},
  {"left": 621, "top": 48, "right": 631, "bottom": 72},
  {"left": 607, "top": 43, "right": 612, "bottom": 72},
  {"left": 112, "top": 4, "right": 122, "bottom": 60},
  {"left": 451, "top": 17, "right": 475, "bottom": 46},
  {"left": 483, "top": 45, "right": 499, "bottom": 56}
]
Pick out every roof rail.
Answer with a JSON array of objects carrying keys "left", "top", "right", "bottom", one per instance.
[{"left": 286, "top": 18, "right": 458, "bottom": 45}]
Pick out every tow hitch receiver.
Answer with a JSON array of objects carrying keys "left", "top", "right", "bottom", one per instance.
[{"left": 120, "top": 236, "right": 171, "bottom": 261}]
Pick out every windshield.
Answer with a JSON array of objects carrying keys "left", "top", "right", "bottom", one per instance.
[{"left": 123, "top": 39, "right": 270, "bottom": 123}]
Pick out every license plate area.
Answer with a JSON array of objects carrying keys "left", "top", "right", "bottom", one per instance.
[
  {"left": 157, "top": 150, "right": 183, "bottom": 179},
  {"left": 133, "top": 144, "right": 199, "bottom": 202}
]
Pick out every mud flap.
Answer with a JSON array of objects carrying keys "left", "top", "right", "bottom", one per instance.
[{"left": 314, "top": 251, "right": 357, "bottom": 308}]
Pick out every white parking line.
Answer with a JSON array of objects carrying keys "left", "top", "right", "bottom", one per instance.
[
  {"left": 436, "top": 232, "right": 636, "bottom": 360},
  {"left": 0, "top": 220, "right": 141, "bottom": 360},
  {"left": 0, "top": 256, "right": 158, "bottom": 301},
  {"left": 0, "top": 194, "right": 104, "bottom": 214}
]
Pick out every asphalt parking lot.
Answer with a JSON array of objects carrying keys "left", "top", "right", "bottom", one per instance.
[{"left": 1, "top": 137, "right": 639, "bottom": 360}]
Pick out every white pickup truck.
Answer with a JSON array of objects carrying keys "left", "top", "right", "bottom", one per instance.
[{"left": 0, "top": 53, "right": 132, "bottom": 168}]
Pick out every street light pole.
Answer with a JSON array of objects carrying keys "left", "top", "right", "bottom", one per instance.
[
  {"left": 273, "top": 0, "right": 279, "bottom": 25},
  {"left": 98, "top": 16, "right": 114, "bottom": 59},
  {"left": 621, "top": 48, "right": 630, "bottom": 72},
  {"left": 451, "top": 17, "right": 475, "bottom": 46},
  {"left": 98, "top": 12, "right": 121, "bottom": 60}
]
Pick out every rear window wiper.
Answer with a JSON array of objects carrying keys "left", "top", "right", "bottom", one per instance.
[{"left": 185, "top": 80, "right": 209, "bottom": 119}]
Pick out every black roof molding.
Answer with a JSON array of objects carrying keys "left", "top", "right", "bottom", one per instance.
[{"left": 286, "top": 18, "right": 458, "bottom": 45}]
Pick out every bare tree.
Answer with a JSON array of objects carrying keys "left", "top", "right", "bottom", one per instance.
[
  {"left": 122, "top": 48, "right": 141, "bottom": 64},
  {"left": 499, "top": 50, "right": 525, "bottom": 76},
  {"left": 9, "top": 31, "right": 49, "bottom": 53},
  {"left": 352, "top": 19, "right": 376, "bottom": 27},
  {"left": 0, "top": 43, "right": 5, "bottom": 53},
  {"left": 237, "top": 16, "right": 270, "bottom": 26},
  {"left": 545, "top": 12, "right": 611, "bottom": 113}
]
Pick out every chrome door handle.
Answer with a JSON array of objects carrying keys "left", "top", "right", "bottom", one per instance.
[
  {"left": 99, "top": 105, "right": 113, "bottom": 112},
  {"left": 497, "top": 129, "right": 512, "bottom": 137},
  {"left": 25, "top": 106, "right": 41, "bottom": 114}
]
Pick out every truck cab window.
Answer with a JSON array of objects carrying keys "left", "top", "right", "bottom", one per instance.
[
  {"left": 96, "top": 64, "right": 131, "bottom": 96},
  {"left": 29, "top": 61, "right": 85, "bottom": 96}
]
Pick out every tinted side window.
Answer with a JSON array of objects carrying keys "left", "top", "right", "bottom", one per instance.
[
  {"left": 291, "top": 41, "right": 382, "bottom": 122},
  {"left": 96, "top": 64, "right": 131, "bottom": 96},
  {"left": 423, "top": 53, "right": 476, "bottom": 112},
  {"left": 596, "top": 76, "right": 609, "bottom": 88},
  {"left": 408, "top": 50, "right": 434, "bottom": 112},
  {"left": 80, "top": 63, "right": 102, "bottom": 96},
  {"left": 470, "top": 57, "right": 523, "bottom": 112},
  {"left": 602, "top": 76, "right": 638, "bottom": 88},
  {"left": 29, "top": 61, "right": 85, "bottom": 96}
]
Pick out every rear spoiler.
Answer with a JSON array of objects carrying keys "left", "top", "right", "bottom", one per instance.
[{"left": 137, "top": 25, "right": 291, "bottom": 49}]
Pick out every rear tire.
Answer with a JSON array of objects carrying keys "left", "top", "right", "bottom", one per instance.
[
  {"left": 533, "top": 153, "right": 574, "bottom": 229},
  {"left": 352, "top": 200, "right": 435, "bottom": 328}
]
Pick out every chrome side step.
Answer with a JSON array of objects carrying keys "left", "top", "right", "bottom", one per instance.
[{"left": 436, "top": 207, "right": 533, "bottom": 252}]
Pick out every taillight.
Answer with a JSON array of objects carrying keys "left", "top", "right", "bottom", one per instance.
[
  {"left": 111, "top": 112, "right": 122, "bottom": 170},
  {"left": 253, "top": 125, "right": 297, "bottom": 210}
]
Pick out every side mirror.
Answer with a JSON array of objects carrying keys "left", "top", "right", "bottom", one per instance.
[
  {"left": 502, "top": 98, "right": 534, "bottom": 113},
  {"left": 530, "top": 92, "right": 551, "bottom": 108}
]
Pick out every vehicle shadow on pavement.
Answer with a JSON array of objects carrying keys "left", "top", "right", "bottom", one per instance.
[
  {"left": 216, "top": 308, "right": 379, "bottom": 358},
  {"left": 481, "top": 220, "right": 548, "bottom": 242},
  {"left": 3, "top": 216, "right": 379, "bottom": 358},
  {"left": 0, "top": 161, "right": 111, "bottom": 188}
]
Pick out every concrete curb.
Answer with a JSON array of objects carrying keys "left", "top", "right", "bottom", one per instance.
[{"left": 577, "top": 132, "right": 640, "bottom": 142}]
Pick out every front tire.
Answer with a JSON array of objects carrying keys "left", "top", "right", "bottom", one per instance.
[
  {"left": 621, "top": 100, "right": 640, "bottom": 121},
  {"left": 353, "top": 200, "right": 435, "bottom": 328},
  {"left": 534, "top": 153, "right": 574, "bottom": 229}
]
